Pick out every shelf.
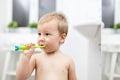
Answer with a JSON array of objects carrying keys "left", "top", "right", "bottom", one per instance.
[
  {"left": 0, "top": 33, "right": 38, "bottom": 48},
  {"left": 102, "top": 30, "right": 120, "bottom": 80},
  {"left": 4, "top": 27, "right": 37, "bottom": 34},
  {"left": 102, "top": 44, "right": 120, "bottom": 53},
  {"left": 114, "top": 74, "right": 120, "bottom": 78},
  {"left": 102, "top": 31, "right": 120, "bottom": 45},
  {"left": 7, "top": 72, "right": 16, "bottom": 76},
  {"left": 9, "top": 49, "right": 41, "bottom": 54},
  {"left": 7, "top": 71, "right": 35, "bottom": 76},
  {"left": 105, "top": 72, "right": 120, "bottom": 78}
]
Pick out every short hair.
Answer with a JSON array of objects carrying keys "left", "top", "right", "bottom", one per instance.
[{"left": 38, "top": 12, "right": 68, "bottom": 35}]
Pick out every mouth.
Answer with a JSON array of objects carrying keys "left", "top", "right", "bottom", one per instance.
[{"left": 39, "top": 44, "right": 47, "bottom": 48}]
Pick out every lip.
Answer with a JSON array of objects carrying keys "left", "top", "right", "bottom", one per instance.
[
  {"left": 38, "top": 41, "right": 45, "bottom": 46},
  {"left": 40, "top": 43, "right": 46, "bottom": 46},
  {"left": 39, "top": 44, "right": 47, "bottom": 48}
]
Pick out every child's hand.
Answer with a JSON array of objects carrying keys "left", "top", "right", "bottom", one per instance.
[{"left": 23, "top": 43, "right": 35, "bottom": 58}]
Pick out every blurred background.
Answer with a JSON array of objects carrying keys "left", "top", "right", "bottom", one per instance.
[
  {"left": 102, "top": 0, "right": 120, "bottom": 80},
  {"left": 1, "top": 0, "right": 119, "bottom": 80}
]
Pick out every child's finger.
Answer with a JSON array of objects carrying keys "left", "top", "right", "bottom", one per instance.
[
  {"left": 30, "top": 43, "right": 35, "bottom": 46},
  {"left": 24, "top": 45, "right": 35, "bottom": 57},
  {"left": 24, "top": 50, "right": 34, "bottom": 57},
  {"left": 29, "top": 46, "right": 35, "bottom": 53},
  {"left": 24, "top": 43, "right": 33, "bottom": 48}
]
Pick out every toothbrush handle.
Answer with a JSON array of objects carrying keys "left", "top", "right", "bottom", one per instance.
[
  {"left": 15, "top": 45, "right": 46, "bottom": 51},
  {"left": 19, "top": 45, "right": 30, "bottom": 50}
]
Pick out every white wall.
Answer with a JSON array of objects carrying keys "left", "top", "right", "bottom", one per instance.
[
  {"left": 0, "top": 0, "right": 12, "bottom": 32},
  {"left": 0, "top": 0, "right": 12, "bottom": 79},
  {"left": 0, "top": 47, "right": 6, "bottom": 79},
  {"left": 88, "top": 38, "right": 101, "bottom": 80},
  {"left": 0, "top": 0, "right": 7, "bottom": 32},
  {"left": 29, "top": 0, "right": 39, "bottom": 23},
  {"left": 115, "top": 0, "right": 120, "bottom": 23},
  {"left": 56, "top": 0, "right": 101, "bottom": 26}
]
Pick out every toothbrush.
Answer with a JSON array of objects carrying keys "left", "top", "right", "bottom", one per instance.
[{"left": 15, "top": 44, "right": 46, "bottom": 51}]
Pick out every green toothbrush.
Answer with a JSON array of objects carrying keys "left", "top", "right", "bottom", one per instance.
[{"left": 15, "top": 44, "right": 46, "bottom": 51}]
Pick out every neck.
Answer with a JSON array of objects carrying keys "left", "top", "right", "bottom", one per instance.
[{"left": 44, "top": 49, "right": 61, "bottom": 56}]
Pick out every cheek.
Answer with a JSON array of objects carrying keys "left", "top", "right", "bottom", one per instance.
[
  {"left": 47, "top": 39, "right": 59, "bottom": 47},
  {"left": 46, "top": 39, "right": 54, "bottom": 45},
  {"left": 37, "top": 37, "right": 60, "bottom": 46},
  {"left": 37, "top": 39, "right": 40, "bottom": 45},
  {"left": 37, "top": 40, "right": 40, "bottom": 45},
  {"left": 37, "top": 37, "right": 40, "bottom": 45}
]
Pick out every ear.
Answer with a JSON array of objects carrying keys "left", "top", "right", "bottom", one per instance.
[{"left": 60, "top": 33, "right": 67, "bottom": 44}]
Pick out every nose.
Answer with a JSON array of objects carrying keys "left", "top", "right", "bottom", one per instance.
[{"left": 38, "top": 35, "right": 45, "bottom": 43}]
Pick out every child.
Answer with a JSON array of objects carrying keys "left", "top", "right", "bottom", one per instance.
[{"left": 16, "top": 12, "right": 77, "bottom": 80}]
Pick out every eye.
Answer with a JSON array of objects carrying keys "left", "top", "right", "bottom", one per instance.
[
  {"left": 45, "top": 33, "right": 50, "bottom": 36},
  {"left": 38, "top": 33, "right": 41, "bottom": 36}
]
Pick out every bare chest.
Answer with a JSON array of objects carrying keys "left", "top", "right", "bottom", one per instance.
[
  {"left": 35, "top": 54, "right": 69, "bottom": 80},
  {"left": 36, "top": 56, "right": 69, "bottom": 73}
]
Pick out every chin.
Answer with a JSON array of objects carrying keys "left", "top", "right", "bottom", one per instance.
[{"left": 43, "top": 49, "right": 57, "bottom": 54}]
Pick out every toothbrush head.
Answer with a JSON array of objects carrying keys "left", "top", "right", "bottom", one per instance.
[{"left": 39, "top": 44, "right": 47, "bottom": 48}]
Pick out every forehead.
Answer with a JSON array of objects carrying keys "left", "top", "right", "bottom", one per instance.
[{"left": 38, "top": 20, "right": 58, "bottom": 31}]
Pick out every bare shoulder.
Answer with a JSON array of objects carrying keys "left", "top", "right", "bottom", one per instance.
[
  {"left": 61, "top": 53, "right": 75, "bottom": 64},
  {"left": 62, "top": 53, "right": 73, "bottom": 59}
]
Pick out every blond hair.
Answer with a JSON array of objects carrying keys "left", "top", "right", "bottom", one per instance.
[{"left": 38, "top": 12, "right": 68, "bottom": 35}]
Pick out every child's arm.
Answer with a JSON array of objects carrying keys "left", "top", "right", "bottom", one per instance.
[
  {"left": 16, "top": 44, "right": 36, "bottom": 80},
  {"left": 68, "top": 58, "right": 77, "bottom": 80}
]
